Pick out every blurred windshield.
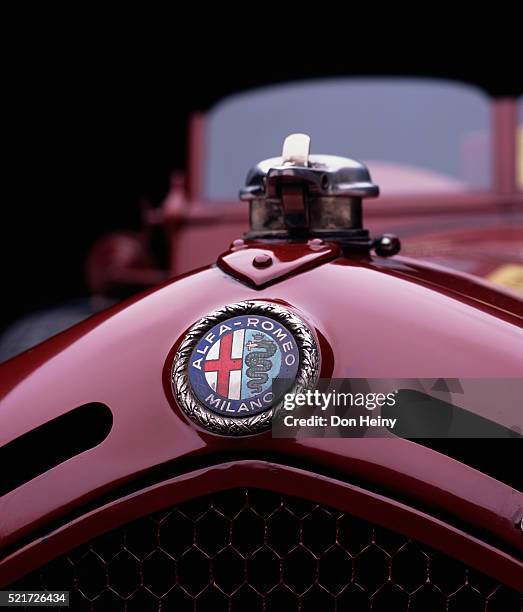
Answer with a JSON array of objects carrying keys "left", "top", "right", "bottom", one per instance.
[
  {"left": 518, "top": 96, "right": 522, "bottom": 189},
  {"left": 203, "top": 78, "right": 491, "bottom": 199}
]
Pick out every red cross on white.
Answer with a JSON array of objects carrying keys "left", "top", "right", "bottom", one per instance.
[{"left": 204, "top": 330, "right": 245, "bottom": 399}]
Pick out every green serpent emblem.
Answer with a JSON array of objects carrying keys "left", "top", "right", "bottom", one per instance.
[{"left": 245, "top": 333, "right": 277, "bottom": 394}]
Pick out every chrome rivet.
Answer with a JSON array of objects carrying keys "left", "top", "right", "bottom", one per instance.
[
  {"left": 231, "top": 239, "right": 245, "bottom": 249},
  {"left": 253, "top": 254, "right": 273, "bottom": 268},
  {"left": 309, "top": 238, "right": 324, "bottom": 247}
]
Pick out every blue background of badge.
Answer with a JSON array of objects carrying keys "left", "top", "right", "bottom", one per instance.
[{"left": 188, "top": 314, "right": 300, "bottom": 416}]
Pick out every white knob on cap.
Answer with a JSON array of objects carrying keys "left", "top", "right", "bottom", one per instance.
[{"left": 282, "top": 133, "right": 310, "bottom": 167}]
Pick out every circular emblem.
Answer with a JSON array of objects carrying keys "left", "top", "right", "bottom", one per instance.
[
  {"left": 189, "top": 314, "right": 300, "bottom": 416},
  {"left": 172, "top": 301, "right": 319, "bottom": 435}
]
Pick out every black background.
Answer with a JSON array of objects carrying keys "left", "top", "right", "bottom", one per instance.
[{"left": 3, "top": 23, "right": 523, "bottom": 332}]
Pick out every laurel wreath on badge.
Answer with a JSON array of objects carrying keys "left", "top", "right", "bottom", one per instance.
[{"left": 171, "top": 301, "right": 320, "bottom": 436}]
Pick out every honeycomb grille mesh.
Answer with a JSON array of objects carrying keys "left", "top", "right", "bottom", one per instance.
[{"left": 12, "top": 488, "right": 522, "bottom": 611}]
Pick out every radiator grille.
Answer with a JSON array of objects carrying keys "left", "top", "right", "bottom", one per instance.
[{"left": 12, "top": 488, "right": 522, "bottom": 611}]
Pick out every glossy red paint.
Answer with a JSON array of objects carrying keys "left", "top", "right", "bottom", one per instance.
[
  {"left": 217, "top": 240, "right": 341, "bottom": 288},
  {"left": 1, "top": 461, "right": 521, "bottom": 590},
  {"left": 1, "top": 246, "right": 522, "bottom": 587}
]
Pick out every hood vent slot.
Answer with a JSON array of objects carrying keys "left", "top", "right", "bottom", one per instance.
[{"left": 0, "top": 402, "right": 112, "bottom": 497}]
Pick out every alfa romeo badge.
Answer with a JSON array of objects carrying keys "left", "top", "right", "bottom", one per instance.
[{"left": 172, "top": 301, "right": 319, "bottom": 435}]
